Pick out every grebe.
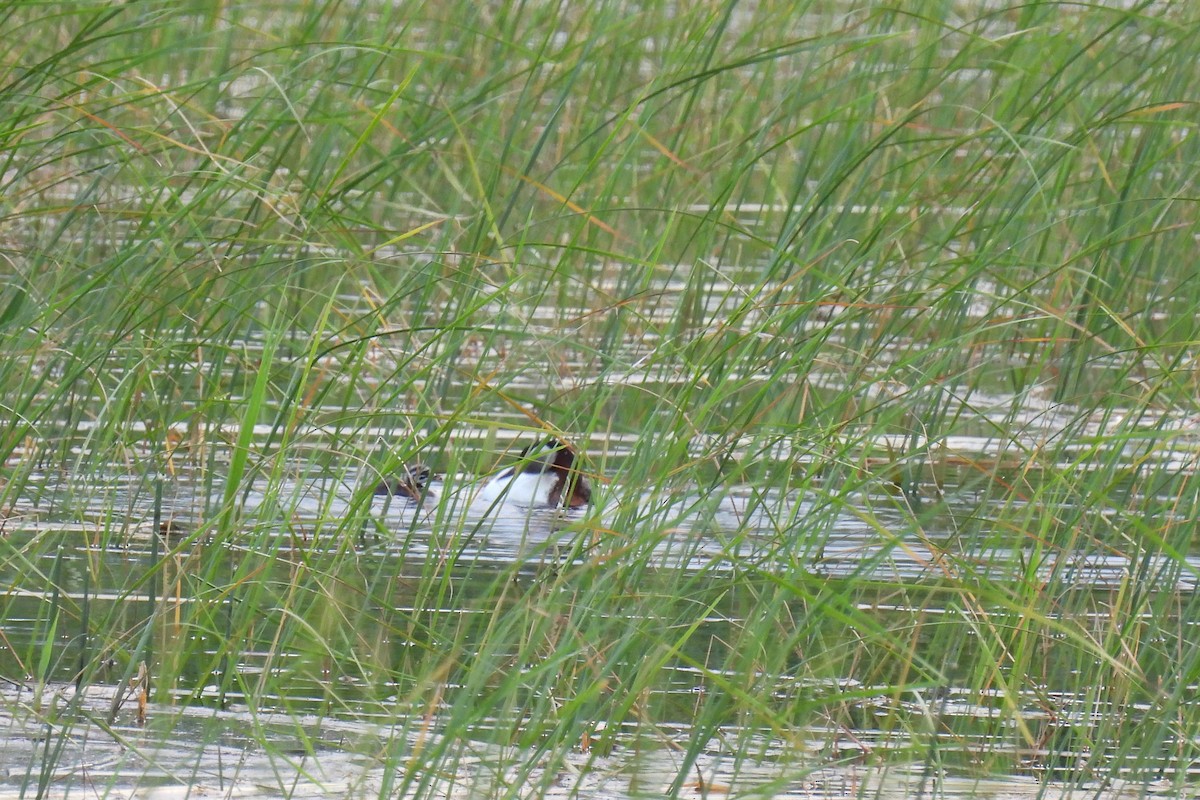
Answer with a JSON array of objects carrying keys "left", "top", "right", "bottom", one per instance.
[
  {"left": 374, "top": 462, "right": 432, "bottom": 502},
  {"left": 476, "top": 437, "right": 591, "bottom": 509}
]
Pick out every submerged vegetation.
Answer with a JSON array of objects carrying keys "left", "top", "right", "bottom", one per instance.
[{"left": 1, "top": 0, "right": 1199, "bottom": 796}]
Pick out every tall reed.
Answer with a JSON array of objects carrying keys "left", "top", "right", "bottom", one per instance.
[{"left": 1, "top": 0, "right": 1197, "bottom": 795}]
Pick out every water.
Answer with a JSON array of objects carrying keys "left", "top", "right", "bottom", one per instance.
[
  {"left": 0, "top": 681, "right": 1185, "bottom": 798},
  {"left": 0, "top": 445, "right": 1193, "bottom": 798},
  {"left": 2, "top": 255, "right": 1194, "bottom": 796}
]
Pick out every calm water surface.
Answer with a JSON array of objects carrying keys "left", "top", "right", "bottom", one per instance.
[
  {"left": 2, "top": 262, "right": 1196, "bottom": 795},
  {"left": 1, "top": 442, "right": 1194, "bottom": 798}
]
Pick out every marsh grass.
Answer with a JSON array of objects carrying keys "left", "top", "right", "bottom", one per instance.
[{"left": 2, "top": 0, "right": 1199, "bottom": 796}]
